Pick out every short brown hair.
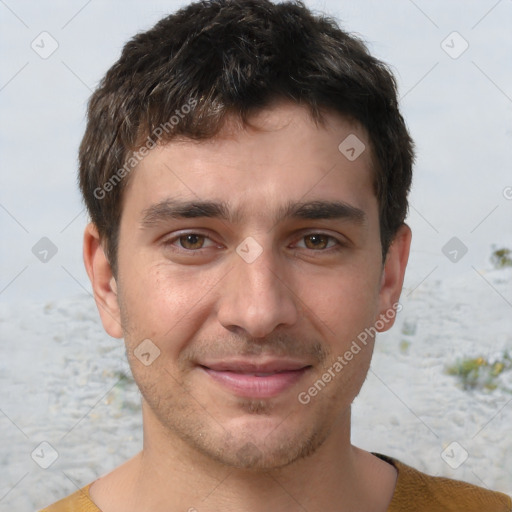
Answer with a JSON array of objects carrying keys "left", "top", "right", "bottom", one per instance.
[{"left": 79, "top": 0, "right": 414, "bottom": 276}]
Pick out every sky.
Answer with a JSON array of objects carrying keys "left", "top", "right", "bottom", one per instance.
[{"left": 0, "top": 0, "right": 511, "bottom": 304}]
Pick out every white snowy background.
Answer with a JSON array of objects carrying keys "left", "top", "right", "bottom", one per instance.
[{"left": 0, "top": 0, "right": 511, "bottom": 510}]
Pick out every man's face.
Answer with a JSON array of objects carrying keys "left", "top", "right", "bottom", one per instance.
[{"left": 107, "top": 103, "right": 404, "bottom": 470}]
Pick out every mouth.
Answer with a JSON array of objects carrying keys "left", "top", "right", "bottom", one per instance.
[{"left": 199, "top": 360, "right": 312, "bottom": 398}]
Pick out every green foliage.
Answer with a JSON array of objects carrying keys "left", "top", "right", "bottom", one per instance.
[
  {"left": 490, "top": 247, "right": 512, "bottom": 269},
  {"left": 399, "top": 339, "right": 411, "bottom": 354},
  {"left": 446, "top": 351, "right": 512, "bottom": 391},
  {"left": 113, "top": 369, "right": 135, "bottom": 386},
  {"left": 401, "top": 320, "right": 417, "bottom": 336},
  {"left": 108, "top": 369, "right": 140, "bottom": 411}
]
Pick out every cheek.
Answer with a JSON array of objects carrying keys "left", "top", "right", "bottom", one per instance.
[
  {"left": 118, "top": 262, "right": 221, "bottom": 355},
  {"left": 303, "top": 262, "right": 382, "bottom": 342}
]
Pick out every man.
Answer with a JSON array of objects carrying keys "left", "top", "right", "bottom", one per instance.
[{"left": 41, "top": 0, "right": 511, "bottom": 510}]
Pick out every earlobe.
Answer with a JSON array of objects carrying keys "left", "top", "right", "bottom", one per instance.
[
  {"left": 376, "top": 224, "right": 411, "bottom": 332},
  {"left": 83, "top": 223, "right": 123, "bottom": 338}
]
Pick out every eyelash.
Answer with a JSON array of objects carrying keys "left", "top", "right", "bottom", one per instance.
[
  {"left": 162, "top": 231, "right": 345, "bottom": 253},
  {"left": 164, "top": 232, "right": 219, "bottom": 251}
]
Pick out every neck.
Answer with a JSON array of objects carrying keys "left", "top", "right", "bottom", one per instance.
[{"left": 112, "top": 403, "right": 395, "bottom": 512}]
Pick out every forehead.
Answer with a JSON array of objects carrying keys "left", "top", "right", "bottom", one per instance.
[{"left": 122, "top": 103, "right": 377, "bottom": 222}]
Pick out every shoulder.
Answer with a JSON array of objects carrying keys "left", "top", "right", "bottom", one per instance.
[
  {"left": 374, "top": 453, "right": 512, "bottom": 512},
  {"left": 39, "top": 482, "right": 100, "bottom": 512}
]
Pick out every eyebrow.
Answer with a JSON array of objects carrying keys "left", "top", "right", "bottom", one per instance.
[
  {"left": 140, "top": 198, "right": 366, "bottom": 228},
  {"left": 280, "top": 200, "right": 366, "bottom": 224},
  {"left": 141, "top": 200, "right": 233, "bottom": 228}
]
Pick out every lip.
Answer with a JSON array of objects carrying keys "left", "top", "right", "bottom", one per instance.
[{"left": 199, "top": 359, "right": 312, "bottom": 398}]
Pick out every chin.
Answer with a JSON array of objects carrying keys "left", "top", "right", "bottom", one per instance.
[{"left": 191, "top": 415, "right": 330, "bottom": 471}]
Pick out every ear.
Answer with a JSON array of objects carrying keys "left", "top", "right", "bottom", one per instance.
[
  {"left": 376, "top": 223, "right": 411, "bottom": 332},
  {"left": 83, "top": 223, "right": 123, "bottom": 338}
]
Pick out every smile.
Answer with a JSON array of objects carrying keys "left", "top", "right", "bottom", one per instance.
[{"left": 199, "top": 361, "right": 312, "bottom": 398}]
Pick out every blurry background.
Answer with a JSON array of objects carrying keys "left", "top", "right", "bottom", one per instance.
[
  {"left": 1, "top": 0, "right": 511, "bottom": 303},
  {"left": 1, "top": 0, "right": 511, "bottom": 510}
]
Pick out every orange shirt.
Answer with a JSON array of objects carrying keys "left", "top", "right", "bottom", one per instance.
[{"left": 40, "top": 454, "right": 511, "bottom": 511}]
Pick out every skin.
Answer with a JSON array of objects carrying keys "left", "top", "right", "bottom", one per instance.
[{"left": 84, "top": 102, "right": 411, "bottom": 512}]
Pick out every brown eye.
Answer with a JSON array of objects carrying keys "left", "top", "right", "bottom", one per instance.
[
  {"left": 178, "top": 234, "right": 206, "bottom": 249},
  {"left": 303, "top": 234, "right": 331, "bottom": 250}
]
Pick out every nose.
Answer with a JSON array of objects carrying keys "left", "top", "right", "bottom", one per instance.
[{"left": 216, "top": 244, "right": 299, "bottom": 338}]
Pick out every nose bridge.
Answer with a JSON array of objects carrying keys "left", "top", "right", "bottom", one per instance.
[{"left": 217, "top": 242, "right": 299, "bottom": 337}]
